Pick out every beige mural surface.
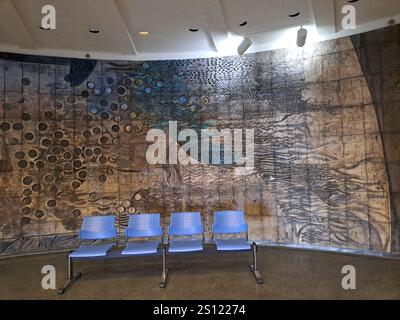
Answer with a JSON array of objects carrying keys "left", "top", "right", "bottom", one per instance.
[{"left": 0, "top": 33, "right": 393, "bottom": 256}]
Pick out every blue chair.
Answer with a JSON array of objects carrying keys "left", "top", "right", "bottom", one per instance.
[
  {"left": 212, "top": 211, "right": 263, "bottom": 284},
  {"left": 58, "top": 215, "right": 117, "bottom": 294},
  {"left": 121, "top": 213, "right": 168, "bottom": 287},
  {"left": 122, "top": 213, "right": 162, "bottom": 255},
  {"left": 168, "top": 212, "right": 204, "bottom": 253}
]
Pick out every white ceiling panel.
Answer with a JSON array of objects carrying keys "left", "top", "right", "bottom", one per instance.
[
  {"left": 220, "top": 0, "right": 312, "bottom": 34},
  {"left": 0, "top": 0, "right": 398, "bottom": 60},
  {"left": 115, "top": 0, "right": 219, "bottom": 54},
  {"left": 334, "top": 0, "right": 400, "bottom": 31}
]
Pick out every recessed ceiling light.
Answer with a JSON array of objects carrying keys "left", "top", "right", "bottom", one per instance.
[
  {"left": 347, "top": 0, "right": 359, "bottom": 3},
  {"left": 238, "top": 21, "right": 247, "bottom": 27},
  {"left": 189, "top": 28, "right": 199, "bottom": 32},
  {"left": 138, "top": 31, "right": 150, "bottom": 36},
  {"left": 89, "top": 29, "right": 100, "bottom": 34},
  {"left": 289, "top": 12, "right": 300, "bottom": 18}
]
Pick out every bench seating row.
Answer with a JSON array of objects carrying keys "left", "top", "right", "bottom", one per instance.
[{"left": 58, "top": 211, "right": 263, "bottom": 294}]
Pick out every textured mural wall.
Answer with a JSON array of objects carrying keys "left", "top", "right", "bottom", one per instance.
[
  {"left": 351, "top": 24, "right": 400, "bottom": 253},
  {"left": 0, "top": 26, "right": 398, "bottom": 256}
]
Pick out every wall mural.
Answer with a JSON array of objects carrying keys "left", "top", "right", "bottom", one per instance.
[
  {"left": 0, "top": 30, "right": 397, "bottom": 256},
  {"left": 351, "top": 24, "right": 400, "bottom": 253}
]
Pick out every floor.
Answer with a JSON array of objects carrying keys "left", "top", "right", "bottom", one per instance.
[{"left": 1, "top": 245, "right": 399, "bottom": 299}]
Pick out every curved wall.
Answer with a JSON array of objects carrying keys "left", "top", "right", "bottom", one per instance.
[
  {"left": 351, "top": 24, "right": 400, "bottom": 253},
  {"left": 0, "top": 26, "right": 398, "bottom": 256}
]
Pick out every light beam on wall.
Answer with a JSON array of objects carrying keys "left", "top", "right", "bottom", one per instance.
[{"left": 219, "top": 32, "right": 244, "bottom": 55}]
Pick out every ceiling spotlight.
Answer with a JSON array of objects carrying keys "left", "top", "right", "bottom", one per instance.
[
  {"left": 237, "top": 37, "right": 252, "bottom": 56},
  {"left": 288, "top": 12, "right": 300, "bottom": 18},
  {"left": 189, "top": 28, "right": 199, "bottom": 32},
  {"left": 138, "top": 31, "right": 150, "bottom": 36},
  {"left": 296, "top": 26, "right": 308, "bottom": 47},
  {"left": 89, "top": 29, "right": 100, "bottom": 34}
]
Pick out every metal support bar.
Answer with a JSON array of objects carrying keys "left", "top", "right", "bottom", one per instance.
[
  {"left": 57, "top": 252, "right": 82, "bottom": 295},
  {"left": 249, "top": 242, "right": 264, "bottom": 284},
  {"left": 68, "top": 251, "right": 73, "bottom": 279},
  {"left": 252, "top": 241, "right": 257, "bottom": 270},
  {"left": 160, "top": 244, "right": 169, "bottom": 288}
]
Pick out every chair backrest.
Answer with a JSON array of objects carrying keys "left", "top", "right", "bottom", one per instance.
[
  {"left": 212, "top": 211, "right": 248, "bottom": 234},
  {"left": 126, "top": 213, "right": 163, "bottom": 238},
  {"left": 169, "top": 212, "right": 203, "bottom": 236},
  {"left": 80, "top": 215, "right": 117, "bottom": 240}
]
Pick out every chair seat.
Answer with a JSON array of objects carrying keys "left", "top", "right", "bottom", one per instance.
[
  {"left": 214, "top": 239, "right": 251, "bottom": 251},
  {"left": 168, "top": 240, "right": 203, "bottom": 253},
  {"left": 121, "top": 241, "right": 160, "bottom": 255},
  {"left": 70, "top": 243, "right": 114, "bottom": 258}
]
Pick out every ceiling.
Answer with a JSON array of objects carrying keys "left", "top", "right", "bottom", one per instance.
[{"left": 0, "top": 0, "right": 399, "bottom": 60}]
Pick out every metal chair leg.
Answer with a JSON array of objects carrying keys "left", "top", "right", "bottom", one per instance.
[
  {"left": 57, "top": 252, "right": 82, "bottom": 295},
  {"left": 249, "top": 242, "right": 264, "bottom": 284},
  {"left": 160, "top": 245, "right": 168, "bottom": 288}
]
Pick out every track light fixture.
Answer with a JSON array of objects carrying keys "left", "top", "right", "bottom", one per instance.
[
  {"left": 296, "top": 26, "right": 308, "bottom": 47},
  {"left": 237, "top": 37, "right": 252, "bottom": 56}
]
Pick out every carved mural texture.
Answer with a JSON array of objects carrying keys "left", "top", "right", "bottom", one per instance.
[
  {"left": 351, "top": 24, "right": 400, "bottom": 253},
  {"left": 0, "top": 29, "right": 397, "bottom": 256}
]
